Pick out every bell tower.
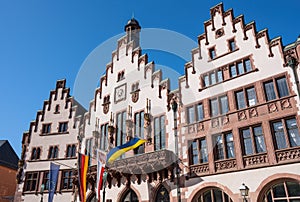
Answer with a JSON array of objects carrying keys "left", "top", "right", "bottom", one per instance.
[{"left": 124, "top": 18, "right": 141, "bottom": 49}]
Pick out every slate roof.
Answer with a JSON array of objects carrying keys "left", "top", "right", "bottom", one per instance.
[{"left": 0, "top": 140, "right": 19, "bottom": 170}]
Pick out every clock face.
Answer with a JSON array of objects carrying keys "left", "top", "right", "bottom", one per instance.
[{"left": 115, "top": 84, "right": 126, "bottom": 103}]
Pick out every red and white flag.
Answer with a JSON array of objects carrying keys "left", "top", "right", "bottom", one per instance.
[{"left": 97, "top": 150, "right": 106, "bottom": 201}]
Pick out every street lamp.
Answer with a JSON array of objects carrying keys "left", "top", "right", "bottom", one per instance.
[
  {"left": 40, "top": 184, "right": 45, "bottom": 202},
  {"left": 172, "top": 99, "right": 181, "bottom": 202},
  {"left": 239, "top": 183, "right": 249, "bottom": 202}
]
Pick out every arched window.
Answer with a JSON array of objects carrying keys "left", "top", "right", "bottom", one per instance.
[
  {"left": 262, "top": 180, "right": 300, "bottom": 201},
  {"left": 192, "top": 187, "right": 233, "bottom": 202},
  {"left": 121, "top": 188, "right": 138, "bottom": 202},
  {"left": 155, "top": 185, "right": 170, "bottom": 202}
]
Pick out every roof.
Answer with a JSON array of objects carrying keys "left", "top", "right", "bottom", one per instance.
[
  {"left": 124, "top": 18, "right": 141, "bottom": 31},
  {"left": 0, "top": 140, "right": 19, "bottom": 170}
]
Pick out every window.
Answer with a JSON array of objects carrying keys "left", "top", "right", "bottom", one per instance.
[
  {"left": 42, "top": 124, "right": 51, "bottom": 134},
  {"left": 272, "top": 117, "right": 300, "bottom": 150},
  {"left": 85, "top": 138, "right": 93, "bottom": 156},
  {"left": 229, "top": 39, "right": 236, "bottom": 51},
  {"left": 134, "top": 111, "right": 145, "bottom": 154},
  {"left": 240, "top": 125, "right": 266, "bottom": 156},
  {"left": 117, "top": 70, "right": 125, "bottom": 81},
  {"left": 66, "top": 144, "right": 76, "bottom": 158},
  {"left": 202, "top": 70, "right": 223, "bottom": 87},
  {"left": 31, "top": 147, "right": 41, "bottom": 160},
  {"left": 213, "top": 132, "right": 235, "bottom": 160},
  {"left": 24, "top": 172, "right": 38, "bottom": 191},
  {"left": 210, "top": 95, "right": 229, "bottom": 117},
  {"left": 43, "top": 172, "right": 50, "bottom": 190},
  {"left": 194, "top": 188, "right": 233, "bottom": 202},
  {"left": 154, "top": 116, "right": 166, "bottom": 151},
  {"left": 100, "top": 124, "right": 108, "bottom": 151},
  {"left": 58, "top": 122, "right": 68, "bottom": 133},
  {"left": 235, "top": 87, "right": 257, "bottom": 109},
  {"left": 190, "top": 138, "right": 208, "bottom": 165},
  {"left": 116, "top": 111, "right": 126, "bottom": 147},
  {"left": 131, "top": 82, "right": 139, "bottom": 92},
  {"left": 264, "top": 77, "right": 289, "bottom": 101},
  {"left": 55, "top": 105, "right": 60, "bottom": 113},
  {"left": 155, "top": 186, "right": 170, "bottom": 202},
  {"left": 61, "top": 170, "right": 73, "bottom": 190},
  {"left": 187, "top": 103, "right": 204, "bottom": 124},
  {"left": 229, "top": 58, "right": 252, "bottom": 77},
  {"left": 263, "top": 180, "right": 300, "bottom": 201},
  {"left": 209, "top": 47, "right": 216, "bottom": 59},
  {"left": 48, "top": 146, "right": 58, "bottom": 159},
  {"left": 121, "top": 188, "right": 138, "bottom": 202}
]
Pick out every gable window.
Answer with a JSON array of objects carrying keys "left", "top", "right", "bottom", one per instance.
[
  {"left": 31, "top": 147, "right": 41, "bottom": 160},
  {"left": 54, "top": 105, "right": 60, "bottom": 114},
  {"left": 229, "top": 39, "right": 236, "bottom": 51},
  {"left": 213, "top": 132, "right": 235, "bottom": 160},
  {"left": 154, "top": 115, "right": 166, "bottom": 151},
  {"left": 117, "top": 70, "right": 125, "bottom": 82},
  {"left": 131, "top": 82, "right": 139, "bottom": 92},
  {"left": 209, "top": 47, "right": 216, "bottom": 59},
  {"left": 202, "top": 69, "right": 223, "bottom": 87},
  {"left": 61, "top": 170, "right": 73, "bottom": 190},
  {"left": 240, "top": 125, "right": 266, "bottom": 155},
  {"left": 58, "top": 122, "right": 68, "bottom": 133},
  {"left": 235, "top": 87, "right": 257, "bottom": 109},
  {"left": 66, "top": 144, "right": 76, "bottom": 158},
  {"left": 210, "top": 95, "right": 229, "bottom": 117},
  {"left": 271, "top": 117, "right": 300, "bottom": 150},
  {"left": 48, "top": 146, "right": 58, "bottom": 159},
  {"left": 24, "top": 172, "right": 38, "bottom": 192},
  {"left": 42, "top": 123, "right": 51, "bottom": 134},
  {"left": 264, "top": 77, "right": 289, "bottom": 101},
  {"left": 189, "top": 138, "right": 208, "bottom": 165},
  {"left": 100, "top": 123, "right": 108, "bottom": 151},
  {"left": 134, "top": 111, "right": 145, "bottom": 154},
  {"left": 229, "top": 58, "right": 252, "bottom": 78}
]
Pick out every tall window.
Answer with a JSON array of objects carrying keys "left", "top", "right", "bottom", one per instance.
[
  {"left": 61, "top": 170, "right": 73, "bottom": 190},
  {"left": 42, "top": 123, "right": 51, "bottom": 134},
  {"left": 48, "top": 146, "right": 58, "bottom": 159},
  {"left": 134, "top": 111, "right": 145, "bottom": 154},
  {"left": 213, "top": 132, "right": 235, "bottom": 160},
  {"left": 187, "top": 103, "right": 204, "bottom": 124},
  {"left": 228, "top": 39, "right": 236, "bottom": 51},
  {"left": 229, "top": 58, "right": 252, "bottom": 78},
  {"left": 155, "top": 186, "right": 170, "bottom": 202},
  {"left": 272, "top": 117, "right": 300, "bottom": 150},
  {"left": 100, "top": 124, "right": 108, "bottom": 151},
  {"left": 24, "top": 172, "right": 38, "bottom": 191},
  {"left": 210, "top": 95, "right": 229, "bottom": 117},
  {"left": 43, "top": 172, "right": 50, "bottom": 190},
  {"left": 240, "top": 125, "right": 266, "bottom": 156},
  {"left": 190, "top": 138, "right": 208, "bottom": 165},
  {"left": 154, "top": 115, "right": 166, "bottom": 151},
  {"left": 263, "top": 180, "right": 300, "bottom": 201},
  {"left": 116, "top": 111, "right": 126, "bottom": 146},
  {"left": 264, "top": 77, "right": 289, "bottom": 101},
  {"left": 203, "top": 70, "right": 223, "bottom": 87},
  {"left": 209, "top": 47, "right": 216, "bottom": 59},
  {"left": 235, "top": 87, "right": 257, "bottom": 109},
  {"left": 31, "top": 147, "right": 41, "bottom": 160},
  {"left": 66, "top": 144, "right": 76, "bottom": 158},
  {"left": 58, "top": 122, "right": 68, "bottom": 133}
]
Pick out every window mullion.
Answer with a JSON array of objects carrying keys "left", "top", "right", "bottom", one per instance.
[
  {"left": 222, "top": 134, "right": 227, "bottom": 159},
  {"left": 250, "top": 127, "right": 257, "bottom": 154},
  {"left": 282, "top": 119, "right": 292, "bottom": 148},
  {"left": 273, "top": 78, "right": 280, "bottom": 99}
]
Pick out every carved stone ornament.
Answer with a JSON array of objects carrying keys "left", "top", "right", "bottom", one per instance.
[
  {"left": 276, "top": 148, "right": 300, "bottom": 162},
  {"left": 249, "top": 108, "right": 258, "bottom": 118},
  {"left": 215, "top": 159, "right": 237, "bottom": 171},
  {"left": 212, "top": 118, "right": 219, "bottom": 128},
  {"left": 244, "top": 154, "right": 268, "bottom": 167},
  {"left": 215, "top": 28, "right": 225, "bottom": 38},
  {"left": 238, "top": 111, "right": 247, "bottom": 121},
  {"left": 196, "top": 122, "right": 204, "bottom": 132},
  {"left": 144, "top": 113, "right": 152, "bottom": 143},
  {"left": 221, "top": 115, "right": 229, "bottom": 125},
  {"left": 280, "top": 98, "right": 291, "bottom": 110},
  {"left": 103, "top": 103, "right": 109, "bottom": 114},
  {"left": 131, "top": 91, "right": 139, "bottom": 103},
  {"left": 268, "top": 103, "right": 278, "bottom": 113},
  {"left": 190, "top": 164, "right": 209, "bottom": 175}
]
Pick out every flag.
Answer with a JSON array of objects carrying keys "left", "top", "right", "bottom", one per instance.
[
  {"left": 97, "top": 150, "right": 105, "bottom": 201},
  {"left": 97, "top": 160, "right": 105, "bottom": 201},
  {"left": 78, "top": 153, "right": 89, "bottom": 202},
  {"left": 106, "top": 137, "right": 146, "bottom": 164},
  {"left": 48, "top": 162, "right": 60, "bottom": 202}
]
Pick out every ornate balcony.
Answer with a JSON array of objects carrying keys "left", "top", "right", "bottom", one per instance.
[{"left": 243, "top": 153, "right": 268, "bottom": 168}]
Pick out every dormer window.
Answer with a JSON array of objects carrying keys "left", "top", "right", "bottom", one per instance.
[
  {"left": 117, "top": 70, "right": 125, "bottom": 81},
  {"left": 131, "top": 82, "right": 139, "bottom": 92},
  {"left": 229, "top": 39, "right": 236, "bottom": 51},
  {"left": 103, "top": 95, "right": 110, "bottom": 104},
  {"left": 209, "top": 47, "right": 216, "bottom": 60}
]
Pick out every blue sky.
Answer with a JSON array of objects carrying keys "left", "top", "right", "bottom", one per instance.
[{"left": 0, "top": 0, "right": 299, "bottom": 156}]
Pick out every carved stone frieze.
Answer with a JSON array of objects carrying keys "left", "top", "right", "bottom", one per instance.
[
  {"left": 215, "top": 159, "right": 237, "bottom": 171},
  {"left": 268, "top": 103, "right": 278, "bottom": 113},
  {"left": 211, "top": 118, "right": 219, "bottom": 128},
  {"left": 249, "top": 108, "right": 258, "bottom": 118},
  {"left": 196, "top": 122, "right": 204, "bottom": 132},
  {"left": 243, "top": 154, "right": 268, "bottom": 167},
  {"left": 276, "top": 148, "right": 300, "bottom": 162},
  {"left": 190, "top": 164, "right": 209, "bottom": 175},
  {"left": 238, "top": 111, "right": 247, "bottom": 121},
  {"left": 188, "top": 125, "right": 195, "bottom": 134},
  {"left": 221, "top": 115, "right": 229, "bottom": 125}
]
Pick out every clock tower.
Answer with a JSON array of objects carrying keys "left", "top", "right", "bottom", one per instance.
[{"left": 124, "top": 18, "right": 141, "bottom": 49}]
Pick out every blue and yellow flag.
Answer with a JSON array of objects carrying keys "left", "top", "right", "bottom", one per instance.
[{"left": 106, "top": 137, "right": 146, "bottom": 163}]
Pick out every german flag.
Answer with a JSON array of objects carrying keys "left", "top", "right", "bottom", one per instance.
[{"left": 78, "top": 153, "right": 89, "bottom": 202}]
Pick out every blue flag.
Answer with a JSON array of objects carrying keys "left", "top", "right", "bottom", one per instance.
[{"left": 48, "top": 162, "right": 60, "bottom": 202}]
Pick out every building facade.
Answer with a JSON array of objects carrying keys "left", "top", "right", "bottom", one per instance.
[{"left": 16, "top": 3, "right": 300, "bottom": 202}]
